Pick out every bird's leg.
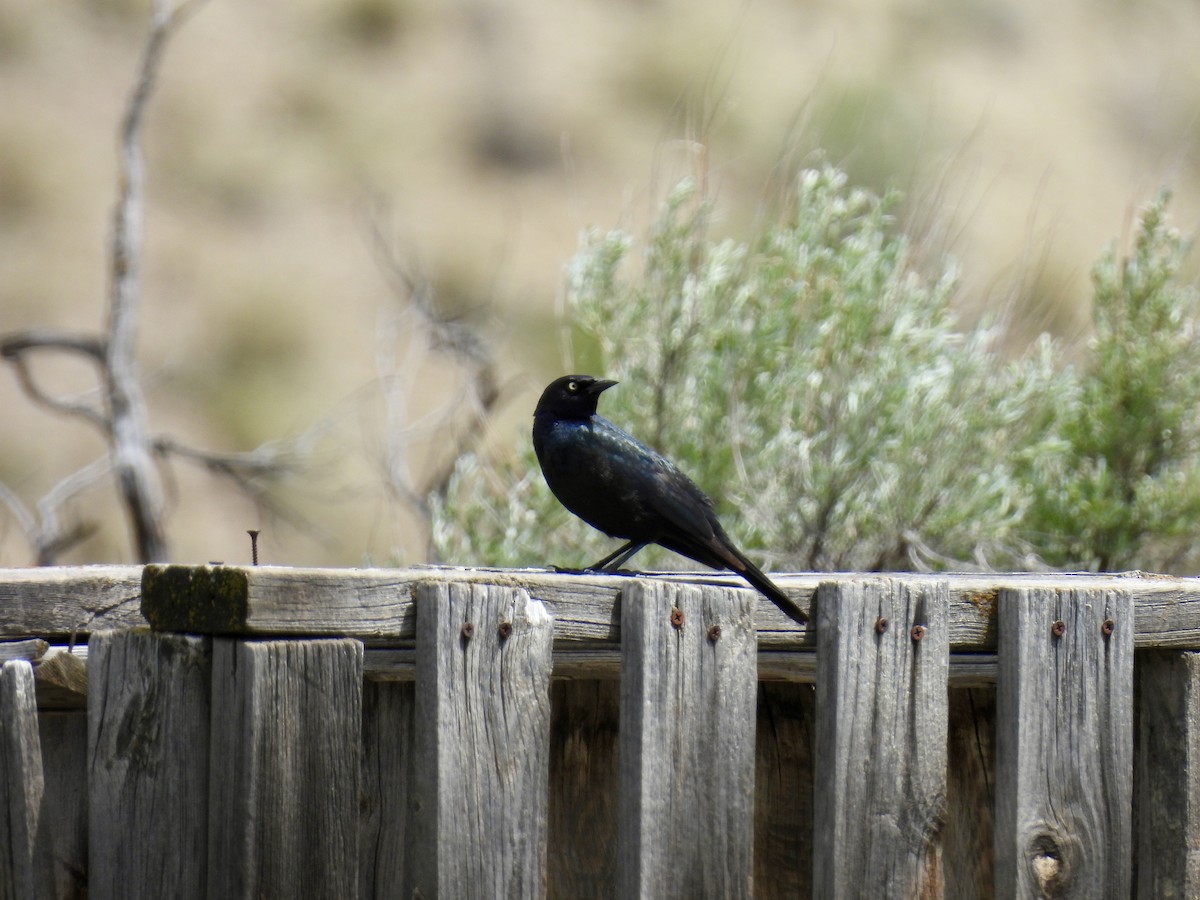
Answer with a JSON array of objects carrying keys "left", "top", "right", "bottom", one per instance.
[{"left": 589, "top": 541, "right": 648, "bottom": 572}]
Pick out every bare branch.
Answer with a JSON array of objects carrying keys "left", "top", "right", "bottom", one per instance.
[
  {"left": 364, "top": 201, "right": 512, "bottom": 557},
  {"left": 0, "top": 0, "right": 329, "bottom": 566},
  {"left": 153, "top": 433, "right": 320, "bottom": 536},
  {"left": 0, "top": 457, "right": 109, "bottom": 564},
  {"left": 104, "top": 0, "right": 207, "bottom": 561},
  {"left": 0, "top": 332, "right": 109, "bottom": 431},
  {"left": 0, "top": 328, "right": 107, "bottom": 360}
]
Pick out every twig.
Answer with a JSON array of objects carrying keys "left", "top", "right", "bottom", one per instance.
[
  {"left": 364, "top": 201, "right": 511, "bottom": 556},
  {"left": 0, "top": 329, "right": 109, "bottom": 430},
  {"left": 0, "top": 458, "right": 109, "bottom": 564}
]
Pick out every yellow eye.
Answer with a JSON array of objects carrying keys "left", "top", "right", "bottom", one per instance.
[{"left": 567, "top": 380, "right": 579, "bottom": 393}]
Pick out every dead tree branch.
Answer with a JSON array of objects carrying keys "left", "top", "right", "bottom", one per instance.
[
  {"left": 366, "top": 203, "right": 514, "bottom": 557},
  {"left": 0, "top": 458, "right": 109, "bottom": 565},
  {"left": 103, "top": 0, "right": 208, "bottom": 561},
  {"left": 0, "top": 0, "right": 306, "bottom": 565},
  {"left": 0, "top": 329, "right": 109, "bottom": 429}
]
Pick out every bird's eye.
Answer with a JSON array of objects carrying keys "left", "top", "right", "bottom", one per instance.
[{"left": 567, "top": 380, "right": 579, "bottom": 393}]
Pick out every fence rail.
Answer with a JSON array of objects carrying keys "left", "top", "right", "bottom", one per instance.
[{"left": 2, "top": 565, "right": 1200, "bottom": 897}]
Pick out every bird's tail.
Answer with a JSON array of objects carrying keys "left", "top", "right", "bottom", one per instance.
[{"left": 729, "top": 549, "right": 808, "bottom": 624}]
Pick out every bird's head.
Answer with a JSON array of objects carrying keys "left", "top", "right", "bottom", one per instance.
[{"left": 534, "top": 375, "right": 618, "bottom": 419}]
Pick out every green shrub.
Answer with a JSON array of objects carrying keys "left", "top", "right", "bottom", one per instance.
[
  {"left": 1023, "top": 191, "right": 1200, "bottom": 572},
  {"left": 433, "top": 170, "right": 1200, "bottom": 575}
]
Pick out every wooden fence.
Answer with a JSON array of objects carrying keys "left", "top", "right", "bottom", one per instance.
[{"left": 2, "top": 565, "right": 1200, "bottom": 898}]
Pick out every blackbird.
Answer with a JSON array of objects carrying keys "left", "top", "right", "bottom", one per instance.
[{"left": 532, "top": 374, "right": 807, "bottom": 623}]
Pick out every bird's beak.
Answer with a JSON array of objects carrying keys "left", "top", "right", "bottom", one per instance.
[{"left": 588, "top": 379, "right": 618, "bottom": 395}]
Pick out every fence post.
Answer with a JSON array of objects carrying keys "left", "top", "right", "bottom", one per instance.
[
  {"left": 813, "top": 577, "right": 950, "bottom": 898},
  {"left": 408, "top": 582, "right": 554, "bottom": 899},
  {"left": 87, "top": 630, "right": 211, "bottom": 900},
  {"left": 1135, "top": 650, "right": 1200, "bottom": 895},
  {"left": 993, "top": 587, "right": 1133, "bottom": 897},
  {"left": 0, "top": 660, "right": 48, "bottom": 900},
  {"left": 617, "top": 580, "right": 758, "bottom": 900},
  {"left": 207, "top": 637, "right": 363, "bottom": 898}
]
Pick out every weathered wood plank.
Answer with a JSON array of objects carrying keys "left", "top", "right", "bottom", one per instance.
[
  {"left": 207, "top": 637, "right": 363, "bottom": 899},
  {"left": 36, "top": 712, "right": 88, "bottom": 900},
  {"left": 87, "top": 630, "right": 212, "bottom": 900},
  {"left": 813, "top": 578, "right": 951, "bottom": 898},
  {"left": 755, "top": 682, "right": 815, "bottom": 899},
  {"left": 1135, "top": 650, "right": 1200, "bottom": 896},
  {"left": 618, "top": 580, "right": 759, "bottom": 900},
  {"left": 0, "top": 564, "right": 1192, "bottom": 648},
  {"left": 363, "top": 646, "right": 1000, "bottom": 686},
  {"left": 409, "top": 581, "right": 555, "bottom": 899},
  {"left": 358, "top": 680, "right": 416, "bottom": 900},
  {"left": 0, "top": 639, "right": 48, "bottom": 663},
  {"left": 141, "top": 564, "right": 631, "bottom": 642},
  {"left": 548, "top": 680, "right": 620, "bottom": 898},
  {"left": 993, "top": 586, "right": 1134, "bottom": 897},
  {"left": 0, "top": 566, "right": 144, "bottom": 638},
  {"left": 944, "top": 688, "right": 996, "bottom": 899},
  {"left": 34, "top": 648, "right": 88, "bottom": 710},
  {"left": 136, "top": 564, "right": 1200, "bottom": 650},
  {"left": 0, "top": 660, "right": 49, "bottom": 900}
]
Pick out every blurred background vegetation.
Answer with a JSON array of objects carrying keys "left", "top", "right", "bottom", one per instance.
[{"left": 2, "top": 0, "right": 1200, "bottom": 570}]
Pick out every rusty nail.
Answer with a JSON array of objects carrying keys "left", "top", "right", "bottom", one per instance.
[
  {"left": 875, "top": 617, "right": 889, "bottom": 634},
  {"left": 498, "top": 621, "right": 513, "bottom": 639},
  {"left": 910, "top": 625, "right": 926, "bottom": 642},
  {"left": 708, "top": 624, "right": 721, "bottom": 642},
  {"left": 670, "top": 607, "right": 684, "bottom": 628},
  {"left": 461, "top": 622, "right": 474, "bottom": 640},
  {"left": 1101, "top": 619, "right": 1115, "bottom": 637},
  {"left": 247, "top": 530, "right": 259, "bottom": 565},
  {"left": 1051, "top": 620, "right": 1066, "bottom": 638}
]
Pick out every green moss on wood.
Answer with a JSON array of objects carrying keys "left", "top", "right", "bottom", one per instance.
[{"left": 141, "top": 565, "right": 250, "bottom": 634}]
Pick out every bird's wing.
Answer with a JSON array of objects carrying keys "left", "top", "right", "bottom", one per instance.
[{"left": 609, "top": 430, "right": 737, "bottom": 570}]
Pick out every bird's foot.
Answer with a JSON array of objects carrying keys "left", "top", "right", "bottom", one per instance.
[
  {"left": 546, "top": 564, "right": 640, "bottom": 577},
  {"left": 547, "top": 565, "right": 589, "bottom": 575}
]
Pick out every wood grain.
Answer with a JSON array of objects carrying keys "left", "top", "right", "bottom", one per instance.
[
  {"left": 754, "top": 681, "right": 815, "bottom": 899},
  {"left": 617, "top": 581, "right": 759, "bottom": 900},
  {"left": 207, "top": 637, "right": 363, "bottom": 899},
  {"left": 408, "top": 581, "right": 555, "bottom": 899},
  {"left": 0, "top": 566, "right": 143, "bottom": 639},
  {"left": 993, "top": 586, "right": 1134, "bottom": 897},
  {"left": 136, "top": 564, "right": 1200, "bottom": 650},
  {"left": 1135, "top": 650, "right": 1200, "bottom": 897},
  {"left": 547, "top": 679, "right": 620, "bottom": 898},
  {"left": 87, "top": 630, "right": 212, "bottom": 900},
  {"left": 34, "top": 649, "right": 87, "bottom": 710},
  {"left": 35, "top": 712, "right": 88, "bottom": 900},
  {"left": 944, "top": 689, "right": 996, "bottom": 899},
  {"left": 0, "top": 640, "right": 47, "bottom": 663},
  {"left": 813, "top": 578, "right": 951, "bottom": 898},
  {"left": 0, "top": 660, "right": 48, "bottom": 900},
  {"left": 358, "top": 679, "right": 416, "bottom": 900}
]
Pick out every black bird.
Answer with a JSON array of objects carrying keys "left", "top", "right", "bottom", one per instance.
[{"left": 532, "top": 374, "right": 807, "bottom": 623}]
